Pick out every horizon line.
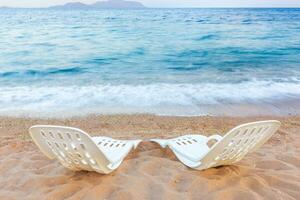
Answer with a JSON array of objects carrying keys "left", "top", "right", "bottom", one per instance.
[{"left": 1, "top": 6, "right": 300, "bottom": 9}]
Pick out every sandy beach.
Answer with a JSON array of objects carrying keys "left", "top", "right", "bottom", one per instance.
[
  {"left": 0, "top": 114, "right": 299, "bottom": 199},
  {"left": 1, "top": 3, "right": 300, "bottom": 200}
]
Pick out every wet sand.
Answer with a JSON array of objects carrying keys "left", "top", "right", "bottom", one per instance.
[{"left": 0, "top": 115, "right": 300, "bottom": 199}]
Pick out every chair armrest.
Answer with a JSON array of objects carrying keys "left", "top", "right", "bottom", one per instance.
[{"left": 208, "top": 134, "right": 223, "bottom": 142}]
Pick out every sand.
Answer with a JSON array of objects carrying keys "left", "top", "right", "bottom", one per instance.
[{"left": 0, "top": 115, "right": 300, "bottom": 200}]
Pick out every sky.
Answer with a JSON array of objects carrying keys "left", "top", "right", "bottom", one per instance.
[{"left": 1, "top": 0, "right": 300, "bottom": 8}]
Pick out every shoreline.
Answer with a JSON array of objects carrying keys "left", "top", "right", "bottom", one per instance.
[
  {"left": 1, "top": 98, "right": 300, "bottom": 118},
  {"left": 1, "top": 82, "right": 300, "bottom": 118}
]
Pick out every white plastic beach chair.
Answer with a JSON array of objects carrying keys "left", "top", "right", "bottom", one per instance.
[
  {"left": 151, "top": 120, "right": 281, "bottom": 170},
  {"left": 29, "top": 125, "right": 141, "bottom": 174}
]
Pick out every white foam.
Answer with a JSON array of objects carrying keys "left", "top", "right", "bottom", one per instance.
[{"left": 0, "top": 81, "right": 300, "bottom": 117}]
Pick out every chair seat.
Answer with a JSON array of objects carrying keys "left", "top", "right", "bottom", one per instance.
[
  {"left": 29, "top": 125, "right": 141, "bottom": 174},
  {"left": 152, "top": 135, "right": 211, "bottom": 167},
  {"left": 92, "top": 136, "right": 139, "bottom": 166},
  {"left": 168, "top": 135, "right": 210, "bottom": 162},
  {"left": 151, "top": 120, "right": 281, "bottom": 170}
]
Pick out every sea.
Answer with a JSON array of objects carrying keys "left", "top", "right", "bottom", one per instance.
[{"left": 0, "top": 8, "right": 300, "bottom": 117}]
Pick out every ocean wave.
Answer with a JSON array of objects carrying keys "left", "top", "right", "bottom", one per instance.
[
  {"left": 0, "top": 81, "right": 299, "bottom": 117},
  {"left": 195, "top": 34, "right": 218, "bottom": 41},
  {"left": 0, "top": 67, "right": 85, "bottom": 77}
]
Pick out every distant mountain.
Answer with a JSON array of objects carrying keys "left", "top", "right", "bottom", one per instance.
[
  {"left": 49, "top": 0, "right": 146, "bottom": 9},
  {"left": 50, "top": 2, "right": 89, "bottom": 9}
]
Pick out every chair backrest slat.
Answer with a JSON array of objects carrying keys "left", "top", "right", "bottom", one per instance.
[
  {"left": 198, "top": 120, "right": 281, "bottom": 170},
  {"left": 30, "top": 125, "right": 112, "bottom": 174}
]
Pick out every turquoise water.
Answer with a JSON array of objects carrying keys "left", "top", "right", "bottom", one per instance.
[{"left": 0, "top": 8, "right": 300, "bottom": 116}]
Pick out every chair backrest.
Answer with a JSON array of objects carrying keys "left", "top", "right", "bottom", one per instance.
[
  {"left": 198, "top": 120, "right": 281, "bottom": 170},
  {"left": 29, "top": 125, "right": 112, "bottom": 174}
]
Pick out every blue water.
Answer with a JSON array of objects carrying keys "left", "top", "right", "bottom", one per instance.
[{"left": 0, "top": 8, "right": 300, "bottom": 116}]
